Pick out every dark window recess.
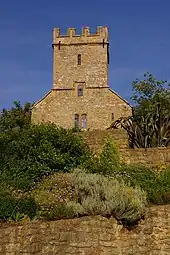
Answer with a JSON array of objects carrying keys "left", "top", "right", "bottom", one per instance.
[
  {"left": 74, "top": 114, "right": 79, "bottom": 129},
  {"left": 77, "top": 85, "right": 83, "bottom": 97},
  {"left": 103, "top": 39, "right": 105, "bottom": 48},
  {"left": 111, "top": 113, "right": 114, "bottom": 121},
  {"left": 81, "top": 114, "right": 87, "bottom": 129},
  {"left": 78, "top": 54, "right": 81, "bottom": 65},
  {"left": 58, "top": 41, "right": 61, "bottom": 50}
]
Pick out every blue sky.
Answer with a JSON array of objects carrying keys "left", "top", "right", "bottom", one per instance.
[{"left": 1, "top": 0, "right": 170, "bottom": 109}]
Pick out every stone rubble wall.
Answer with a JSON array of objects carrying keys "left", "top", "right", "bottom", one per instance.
[
  {"left": 81, "top": 130, "right": 170, "bottom": 166},
  {"left": 0, "top": 206, "right": 169, "bottom": 255}
]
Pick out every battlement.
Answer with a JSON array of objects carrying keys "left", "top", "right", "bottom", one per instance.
[{"left": 53, "top": 26, "right": 108, "bottom": 45}]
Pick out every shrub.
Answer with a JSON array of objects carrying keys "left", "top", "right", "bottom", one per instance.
[
  {"left": 0, "top": 124, "right": 91, "bottom": 190},
  {"left": 0, "top": 192, "right": 18, "bottom": 220},
  {"left": 97, "top": 139, "right": 120, "bottom": 174},
  {"left": 67, "top": 169, "right": 147, "bottom": 224},
  {"left": 149, "top": 167, "right": 170, "bottom": 204},
  {"left": 116, "top": 164, "right": 170, "bottom": 205},
  {"left": 31, "top": 173, "right": 75, "bottom": 206},
  {"left": 18, "top": 197, "right": 38, "bottom": 219},
  {"left": 40, "top": 203, "right": 75, "bottom": 221},
  {"left": 0, "top": 190, "right": 37, "bottom": 221},
  {"left": 0, "top": 101, "right": 31, "bottom": 133},
  {"left": 82, "top": 139, "right": 120, "bottom": 175}
]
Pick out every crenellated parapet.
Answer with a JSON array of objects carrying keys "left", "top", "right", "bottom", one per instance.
[{"left": 53, "top": 26, "right": 108, "bottom": 45}]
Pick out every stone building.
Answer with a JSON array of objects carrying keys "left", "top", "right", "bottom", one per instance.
[{"left": 31, "top": 26, "right": 132, "bottom": 130}]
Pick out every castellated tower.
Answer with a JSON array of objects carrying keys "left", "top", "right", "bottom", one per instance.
[
  {"left": 52, "top": 27, "right": 109, "bottom": 89},
  {"left": 31, "top": 26, "right": 132, "bottom": 130}
]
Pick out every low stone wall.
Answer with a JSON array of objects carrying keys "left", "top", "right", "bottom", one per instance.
[
  {"left": 0, "top": 206, "right": 169, "bottom": 254},
  {"left": 120, "top": 147, "right": 170, "bottom": 166},
  {"left": 79, "top": 129, "right": 129, "bottom": 152},
  {"left": 80, "top": 130, "right": 170, "bottom": 166}
]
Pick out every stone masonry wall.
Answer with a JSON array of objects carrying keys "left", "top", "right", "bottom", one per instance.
[
  {"left": 80, "top": 129, "right": 129, "bottom": 152},
  {"left": 120, "top": 147, "right": 170, "bottom": 166},
  {"left": 31, "top": 88, "right": 131, "bottom": 130},
  {"left": 52, "top": 27, "right": 108, "bottom": 89},
  {"left": 0, "top": 206, "right": 169, "bottom": 255},
  {"left": 81, "top": 130, "right": 170, "bottom": 166},
  {"left": 32, "top": 26, "right": 132, "bottom": 130}
]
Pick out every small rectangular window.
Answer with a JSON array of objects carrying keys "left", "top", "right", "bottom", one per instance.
[
  {"left": 78, "top": 85, "right": 83, "bottom": 97},
  {"left": 112, "top": 113, "right": 114, "bottom": 121},
  {"left": 78, "top": 54, "right": 81, "bottom": 65}
]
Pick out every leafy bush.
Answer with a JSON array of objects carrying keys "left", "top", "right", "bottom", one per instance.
[
  {"left": 82, "top": 138, "right": 170, "bottom": 205},
  {"left": 67, "top": 169, "right": 147, "bottom": 224},
  {"left": 0, "top": 101, "right": 31, "bottom": 133},
  {"left": 40, "top": 203, "right": 75, "bottom": 221},
  {"left": 116, "top": 164, "right": 170, "bottom": 205},
  {"left": 31, "top": 173, "right": 75, "bottom": 206},
  {"left": 82, "top": 139, "right": 120, "bottom": 175},
  {"left": 0, "top": 124, "right": 91, "bottom": 190},
  {"left": 149, "top": 167, "right": 170, "bottom": 204},
  {"left": 18, "top": 197, "right": 38, "bottom": 219},
  {"left": 97, "top": 139, "right": 120, "bottom": 173},
  {"left": 0, "top": 190, "right": 37, "bottom": 221}
]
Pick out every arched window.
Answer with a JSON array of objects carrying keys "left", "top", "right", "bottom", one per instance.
[
  {"left": 74, "top": 114, "right": 79, "bottom": 130},
  {"left": 81, "top": 114, "right": 87, "bottom": 129}
]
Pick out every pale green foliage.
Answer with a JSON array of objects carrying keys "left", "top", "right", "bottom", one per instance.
[
  {"left": 67, "top": 169, "right": 147, "bottom": 223},
  {"left": 98, "top": 139, "right": 120, "bottom": 172},
  {"left": 87, "top": 139, "right": 121, "bottom": 174}
]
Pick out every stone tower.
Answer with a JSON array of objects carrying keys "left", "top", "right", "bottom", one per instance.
[
  {"left": 52, "top": 27, "right": 109, "bottom": 90},
  {"left": 31, "top": 26, "right": 132, "bottom": 130}
]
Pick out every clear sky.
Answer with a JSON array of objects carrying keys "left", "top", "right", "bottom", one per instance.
[{"left": 1, "top": 0, "right": 170, "bottom": 109}]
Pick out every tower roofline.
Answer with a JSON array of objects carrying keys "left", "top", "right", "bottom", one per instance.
[{"left": 53, "top": 26, "right": 108, "bottom": 39}]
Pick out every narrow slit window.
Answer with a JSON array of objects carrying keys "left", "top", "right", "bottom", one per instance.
[
  {"left": 78, "top": 54, "right": 81, "bottom": 65},
  {"left": 74, "top": 114, "right": 79, "bottom": 130},
  {"left": 81, "top": 114, "right": 87, "bottom": 129},
  {"left": 77, "top": 85, "right": 83, "bottom": 97},
  {"left": 111, "top": 113, "right": 114, "bottom": 121},
  {"left": 58, "top": 41, "right": 61, "bottom": 50}
]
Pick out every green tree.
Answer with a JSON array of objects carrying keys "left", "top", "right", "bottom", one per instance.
[
  {"left": 0, "top": 124, "right": 91, "bottom": 190},
  {"left": 112, "top": 73, "right": 170, "bottom": 148},
  {"left": 0, "top": 101, "right": 32, "bottom": 133},
  {"left": 131, "top": 72, "right": 170, "bottom": 118}
]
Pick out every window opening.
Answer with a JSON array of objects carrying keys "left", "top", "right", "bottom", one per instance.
[
  {"left": 81, "top": 114, "right": 87, "bottom": 129},
  {"left": 78, "top": 54, "right": 81, "bottom": 65},
  {"left": 74, "top": 114, "right": 79, "bottom": 130},
  {"left": 58, "top": 41, "right": 61, "bottom": 50},
  {"left": 77, "top": 85, "right": 83, "bottom": 97},
  {"left": 111, "top": 113, "right": 114, "bottom": 121}
]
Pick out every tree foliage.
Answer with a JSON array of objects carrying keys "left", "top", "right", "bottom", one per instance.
[
  {"left": 111, "top": 73, "right": 170, "bottom": 148},
  {"left": 131, "top": 72, "right": 170, "bottom": 118},
  {"left": 0, "top": 124, "right": 91, "bottom": 190},
  {"left": 0, "top": 101, "right": 31, "bottom": 133}
]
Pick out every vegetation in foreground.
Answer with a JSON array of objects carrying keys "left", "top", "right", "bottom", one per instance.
[
  {"left": 0, "top": 73, "right": 169, "bottom": 225},
  {"left": 110, "top": 73, "right": 170, "bottom": 148}
]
